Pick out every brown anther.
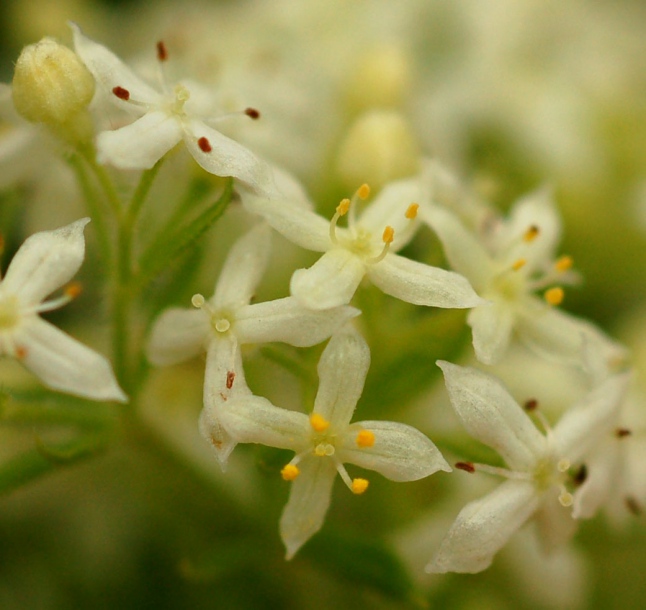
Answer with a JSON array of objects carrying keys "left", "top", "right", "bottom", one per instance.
[
  {"left": 226, "top": 371, "right": 235, "bottom": 390},
  {"left": 112, "top": 86, "right": 130, "bottom": 101},
  {"left": 555, "top": 255, "right": 573, "bottom": 272},
  {"left": 455, "top": 461, "right": 475, "bottom": 473},
  {"left": 573, "top": 464, "right": 588, "bottom": 486},
  {"left": 523, "top": 225, "right": 540, "bottom": 242},
  {"left": 625, "top": 496, "right": 643, "bottom": 516},
  {"left": 64, "top": 282, "right": 82, "bottom": 299},
  {"left": 616, "top": 428, "right": 632, "bottom": 438},
  {"left": 524, "top": 398, "right": 538, "bottom": 411},
  {"left": 15, "top": 346, "right": 28, "bottom": 359},
  {"left": 244, "top": 107, "right": 260, "bottom": 119},
  {"left": 198, "top": 137, "right": 212, "bottom": 153},
  {"left": 156, "top": 41, "right": 168, "bottom": 62}
]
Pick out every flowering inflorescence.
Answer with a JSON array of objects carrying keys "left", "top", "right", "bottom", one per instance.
[{"left": 0, "top": 16, "right": 641, "bottom": 585}]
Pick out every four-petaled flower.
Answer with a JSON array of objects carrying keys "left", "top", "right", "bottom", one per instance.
[
  {"left": 427, "top": 361, "right": 629, "bottom": 574},
  {"left": 146, "top": 223, "right": 359, "bottom": 467},
  {"left": 244, "top": 177, "right": 483, "bottom": 310},
  {"left": 219, "top": 326, "right": 451, "bottom": 558},
  {"left": 71, "top": 23, "right": 273, "bottom": 194},
  {"left": 0, "top": 219, "right": 126, "bottom": 402},
  {"left": 421, "top": 189, "right": 627, "bottom": 366}
]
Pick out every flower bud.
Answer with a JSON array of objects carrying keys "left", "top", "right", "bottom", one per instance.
[
  {"left": 12, "top": 37, "right": 95, "bottom": 126},
  {"left": 336, "top": 110, "right": 420, "bottom": 191}
]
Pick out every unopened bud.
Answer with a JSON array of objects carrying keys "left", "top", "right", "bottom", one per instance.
[
  {"left": 12, "top": 37, "right": 95, "bottom": 126},
  {"left": 336, "top": 110, "right": 420, "bottom": 191}
]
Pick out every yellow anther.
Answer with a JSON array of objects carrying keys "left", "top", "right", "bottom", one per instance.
[
  {"left": 351, "top": 478, "right": 369, "bottom": 494},
  {"left": 310, "top": 413, "right": 330, "bottom": 432},
  {"left": 511, "top": 258, "right": 527, "bottom": 271},
  {"left": 336, "top": 198, "right": 351, "bottom": 216},
  {"left": 356, "top": 430, "right": 375, "bottom": 448},
  {"left": 64, "top": 282, "right": 82, "bottom": 299},
  {"left": 382, "top": 225, "right": 395, "bottom": 244},
  {"left": 555, "top": 255, "right": 573, "bottom": 272},
  {"left": 357, "top": 183, "right": 371, "bottom": 200},
  {"left": 523, "top": 225, "right": 540, "bottom": 242},
  {"left": 405, "top": 203, "right": 419, "bottom": 219},
  {"left": 281, "top": 464, "right": 300, "bottom": 481},
  {"left": 544, "top": 287, "right": 564, "bottom": 306}
]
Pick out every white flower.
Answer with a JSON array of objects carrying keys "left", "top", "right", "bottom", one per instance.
[
  {"left": 146, "top": 223, "right": 359, "bottom": 467},
  {"left": 219, "top": 327, "right": 451, "bottom": 559},
  {"left": 421, "top": 189, "right": 627, "bottom": 366},
  {"left": 0, "top": 219, "right": 126, "bottom": 402},
  {"left": 427, "top": 361, "right": 629, "bottom": 574},
  {"left": 244, "top": 176, "right": 483, "bottom": 310},
  {"left": 70, "top": 23, "right": 273, "bottom": 194}
]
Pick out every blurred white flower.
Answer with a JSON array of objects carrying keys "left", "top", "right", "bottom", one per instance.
[
  {"left": 219, "top": 326, "right": 450, "bottom": 559},
  {"left": 146, "top": 223, "right": 359, "bottom": 467},
  {"left": 0, "top": 219, "right": 126, "bottom": 402},
  {"left": 70, "top": 23, "right": 273, "bottom": 194},
  {"left": 427, "top": 361, "right": 629, "bottom": 574}
]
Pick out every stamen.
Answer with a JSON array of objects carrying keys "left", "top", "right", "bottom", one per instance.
[
  {"left": 555, "top": 255, "right": 573, "bottom": 272},
  {"left": 405, "top": 203, "right": 419, "bottom": 219},
  {"left": 455, "top": 461, "right": 475, "bottom": 473},
  {"left": 198, "top": 137, "right": 212, "bottom": 153},
  {"left": 357, "top": 183, "right": 370, "bottom": 200},
  {"left": 329, "top": 198, "right": 350, "bottom": 245},
  {"left": 523, "top": 225, "right": 540, "bottom": 242},
  {"left": 310, "top": 413, "right": 330, "bottom": 432},
  {"left": 365, "top": 225, "right": 394, "bottom": 264},
  {"left": 281, "top": 464, "right": 300, "bottom": 481},
  {"left": 112, "top": 86, "right": 130, "bottom": 101},
  {"left": 544, "top": 287, "right": 564, "bottom": 306},
  {"left": 226, "top": 371, "right": 235, "bottom": 390},
  {"left": 244, "top": 107, "right": 260, "bottom": 119},
  {"left": 616, "top": 428, "right": 632, "bottom": 438},
  {"left": 356, "top": 430, "right": 375, "bottom": 448},
  {"left": 351, "top": 478, "right": 369, "bottom": 494},
  {"left": 15, "top": 345, "right": 27, "bottom": 359},
  {"left": 64, "top": 282, "right": 82, "bottom": 299},
  {"left": 573, "top": 464, "right": 587, "bottom": 486},
  {"left": 156, "top": 41, "right": 168, "bottom": 62},
  {"left": 191, "top": 293, "right": 206, "bottom": 308},
  {"left": 512, "top": 258, "right": 527, "bottom": 271},
  {"left": 524, "top": 398, "right": 538, "bottom": 411}
]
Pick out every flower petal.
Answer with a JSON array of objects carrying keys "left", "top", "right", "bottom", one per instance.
[
  {"left": 183, "top": 118, "right": 273, "bottom": 194},
  {"left": 146, "top": 308, "right": 210, "bottom": 367},
  {"left": 280, "top": 457, "right": 337, "bottom": 560},
  {"left": 367, "top": 253, "right": 483, "bottom": 308},
  {"left": 235, "top": 298, "right": 359, "bottom": 347},
  {"left": 290, "top": 249, "right": 365, "bottom": 310},
  {"left": 572, "top": 441, "right": 619, "bottom": 519},
  {"left": 96, "top": 111, "right": 182, "bottom": 169},
  {"left": 2, "top": 219, "right": 89, "bottom": 306},
  {"left": 341, "top": 420, "right": 451, "bottom": 481},
  {"left": 427, "top": 480, "right": 540, "bottom": 574},
  {"left": 213, "top": 223, "right": 271, "bottom": 309},
  {"left": 16, "top": 317, "right": 126, "bottom": 402},
  {"left": 437, "top": 361, "right": 545, "bottom": 471},
  {"left": 552, "top": 372, "right": 629, "bottom": 464},
  {"left": 420, "top": 203, "right": 494, "bottom": 289},
  {"left": 70, "top": 22, "right": 161, "bottom": 111},
  {"left": 313, "top": 327, "right": 370, "bottom": 427},
  {"left": 218, "top": 394, "right": 310, "bottom": 452},
  {"left": 533, "top": 489, "right": 578, "bottom": 553},
  {"left": 467, "top": 300, "right": 515, "bottom": 365}
]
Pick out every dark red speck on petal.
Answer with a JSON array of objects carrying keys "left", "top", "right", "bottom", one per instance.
[
  {"left": 455, "top": 462, "right": 475, "bottom": 473},
  {"left": 244, "top": 107, "right": 260, "bottom": 119},
  {"left": 156, "top": 41, "right": 168, "bottom": 62}
]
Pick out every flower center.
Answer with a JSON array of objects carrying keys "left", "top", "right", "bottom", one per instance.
[
  {"left": 170, "top": 83, "right": 190, "bottom": 116},
  {"left": 191, "top": 293, "right": 232, "bottom": 334},
  {"left": 0, "top": 295, "right": 20, "bottom": 330},
  {"left": 533, "top": 455, "right": 573, "bottom": 506}
]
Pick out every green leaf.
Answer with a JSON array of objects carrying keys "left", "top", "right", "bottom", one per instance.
[{"left": 137, "top": 178, "right": 234, "bottom": 288}]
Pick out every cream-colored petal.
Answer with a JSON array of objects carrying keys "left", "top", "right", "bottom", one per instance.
[
  {"left": 467, "top": 300, "right": 515, "bottom": 365},
  {"left": 146, "top": 308, "right": 210, "bottom": 366}
]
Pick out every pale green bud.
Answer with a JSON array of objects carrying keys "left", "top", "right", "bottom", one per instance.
[
  {"left": 336, "top": 110, "right": 420, "bottom": 191},
  {"left": 12, "top": 37, "right": 95, "bottom": 126}
]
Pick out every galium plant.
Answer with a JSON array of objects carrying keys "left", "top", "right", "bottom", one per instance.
[{"left": 0, "top": 8, "right": 644, "bottom": 609}]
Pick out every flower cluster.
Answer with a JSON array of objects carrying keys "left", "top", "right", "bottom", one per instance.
[{"left": 0, "top": 10, "right": 644, "bottom": 607}]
